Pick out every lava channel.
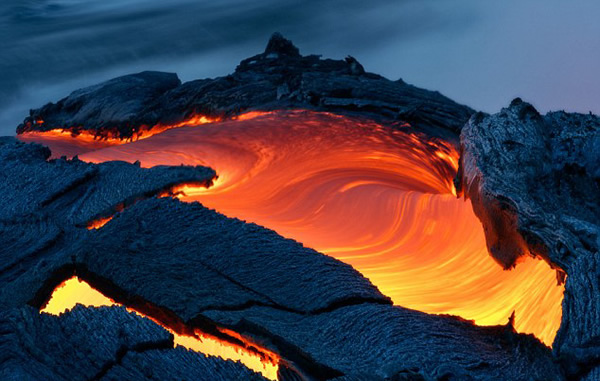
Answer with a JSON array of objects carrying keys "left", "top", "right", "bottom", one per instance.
[
  {"left": 41, "top": 277, "right": 280, "bottom": 380},
  {"left": 34, "top": 110, "right": 564, "bottom": 346}
]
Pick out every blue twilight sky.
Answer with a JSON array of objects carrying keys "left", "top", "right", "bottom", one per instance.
[{"left": 1, "top": 0, "right": 598, "bottom": 135}]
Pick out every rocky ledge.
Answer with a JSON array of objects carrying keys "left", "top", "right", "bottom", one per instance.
[{"left": 1, "top": 305, "right": 267, "bottom": 381}]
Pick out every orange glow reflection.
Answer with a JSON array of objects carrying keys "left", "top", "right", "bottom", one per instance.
[
  {"left": 73, "top": 110, "right": 563, "bottom": 346},
  {"left": 41, "top": 277, "right": 279, "bottom": 380}
]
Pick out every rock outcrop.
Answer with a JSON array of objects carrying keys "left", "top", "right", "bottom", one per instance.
[
  {"left": 17, "top": 71, "right": 181, "bottom": 139},
  {"left": 456, "top": 98, "right": 600, "bottom": 380},
  {"left": 0, "top": 137, "right": 215, "bottom": 225},
  {"left": 17, "top": 33, "right": 473, "bottom": 141}
]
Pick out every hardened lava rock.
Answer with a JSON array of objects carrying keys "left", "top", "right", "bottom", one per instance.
[
  {"left": 18, "top": 33, "right": 473, "bottom": 141},
  {"left": 0, "top": 305, "right": 267, "bottom": 381},
  {"left": 456, "top": 98, "right": 600, "bottom": 379},
  {"left": 17, "top": 71, "right": 181, "bottom": 139}
]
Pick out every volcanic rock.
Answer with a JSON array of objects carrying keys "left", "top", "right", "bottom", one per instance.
[
  {"left": 17, "top": 72, "right": 181, "bottom": 139},
  {"left": 101, "top": 346, "right": 268, "bottom": 381},
  {"left": 456, "top": 98, "right": 600, "bottom": 379},
  {"left": 79, "top": 197, "right": 389, "bottom": 318},
  {"left": 0, "top": 305, "right": 266, "bottom": 381},
  {"left": 17, "top": 33, "right": 474, "bottom": 141},
  {"left": 205, "top": 303, "right": 562, "bottom": 381},
  {"left": 264, "top": 32, "right": 301, "bottom": 58},
  {"left": 0, "top": 136, "right": 215, "bottom": 313}
]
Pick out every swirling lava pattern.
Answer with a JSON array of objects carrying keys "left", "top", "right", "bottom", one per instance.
[{"left": 76, "top": 110, "right": 563, "bottom": 346}]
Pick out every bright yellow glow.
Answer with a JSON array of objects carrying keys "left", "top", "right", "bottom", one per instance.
[
  {"left": 42, "top": 277, "right": 116, "bottom": 314},
  {"left": 41, "top": 277, "right": 278, "bottom": 380}
]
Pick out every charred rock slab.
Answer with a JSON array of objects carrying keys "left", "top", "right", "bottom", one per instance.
[
  {"left": 101, "top": 346, "right": 268, "bottom": 381},
  {"left": 18, "top": 33, "right": 473, "bottom": 140},
  {"left": 0, "top": 219, "right": 73, "bottom": 312},
  {"left": 0, "top": 305, "right": 266, "bottom": 381},
  {"left": 0, "top": 136, "right": 214, "bottom": 311},
  {"left": 17, "top": 72, "right": 181, "bottom": 139},
  {"left": 79, "top": 197, "right": 389, "bottom": 318},
  {"left": 0, "top": 137, "right": 215, "bottom": 225},
  {"left": 456, "top": 98, "right": 600, "bottom": 379}
]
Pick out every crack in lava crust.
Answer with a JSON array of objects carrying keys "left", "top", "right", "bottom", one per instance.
[
  {"left": 41, "top": 277, "right": 280, "bottom": 380},
  {"left": 70, "top": 110, "right": 563, "bottom": 346}
]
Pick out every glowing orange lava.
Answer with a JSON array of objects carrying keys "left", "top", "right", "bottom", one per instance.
[
  {"left": 36, "top": 110, "right": 563, "bottom": 346},
  {"left": 18, "top": 129, "right": 121, "bottom": 158},
  {"left": 86, "top": 216, "right": 113, "bottom": 230},
  {"left": 41, "top": 277, "right": 279, "bottom": 380}
]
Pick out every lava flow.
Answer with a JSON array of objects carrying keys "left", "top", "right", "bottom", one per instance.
[
  {"left": 35, "top": 110, "right": 564, "bottom": 346},
  {"left": 41, "top": 277, "right": 279, "bottom": 380}
]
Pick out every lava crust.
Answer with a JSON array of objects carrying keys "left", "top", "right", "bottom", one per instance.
[{"left": 0, "top": 305, "right": 267, "bottom": 381}]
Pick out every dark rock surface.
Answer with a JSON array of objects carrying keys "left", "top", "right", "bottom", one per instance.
[
  {"left": 17, "top": 33, "right": 473, "bottom": 141},
  {"left": 0, "top": 136, "right": 215, "bottom": 225},
  {"left": 456, "top": 98, "right": 600, "bottom": 380},
  {"left": 101, "top": 346, "right": 267, "bottom": 381},
  {"left": 0, "top": 136, "right": 566, "bottom": 380},
  {"left": 0, "top": 136, "right": 216, "bottom": 313},
  {"left": 205, "top": 303, "right": 562, "bottom": 381},
  {"left": 80, "top": 197, "right": 389, "bottom": 319},
  {"left": 0, "top": 305, "right": 266, "bottom": 381},
  {"left": 17, "top": 71, "right": 181, "bottom": 139}
]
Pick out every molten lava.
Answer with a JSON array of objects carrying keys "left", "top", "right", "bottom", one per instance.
[
  {"left": 18, "top": 111, "right": 271, "bottom": 158},
  {"left": 86, "top": 216, "right": 113, "bottom": 230},
  {"left": 18, "top": 129, "right": 122, "bottom": 158},
  {"left": 41, "top": 277, "right": 279, "bottom": 380},
  {"left": 32, "top": 110, "right": 563, "bottom": 346}
]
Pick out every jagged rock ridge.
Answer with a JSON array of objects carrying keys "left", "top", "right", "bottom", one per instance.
[{"left": 17, "top": 33, "right": 473, "bottom": 141}]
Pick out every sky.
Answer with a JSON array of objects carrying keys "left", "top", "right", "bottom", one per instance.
[{"left": 1, "top": 0, "right": 599, "bottom": 135}]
